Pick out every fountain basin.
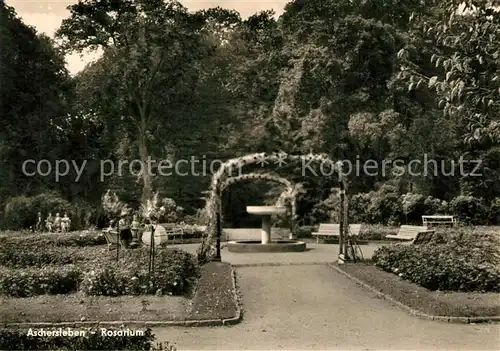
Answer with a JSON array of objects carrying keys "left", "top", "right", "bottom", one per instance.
[{"left": 227, "top": 240, "right": 306, "bottom": 253}]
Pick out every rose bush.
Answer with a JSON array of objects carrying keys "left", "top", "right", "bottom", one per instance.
[
  {"left": 81, "top": 248, "right": 199, "bottom": 296},
  {"left": 372, "top": 229, "right": 500, "bottom": 292},
  {"left": 0, "top": 265, "right": 82, "bottom": 297}
]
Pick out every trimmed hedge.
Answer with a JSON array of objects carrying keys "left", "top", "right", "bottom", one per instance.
[
  {"left": 0, "top": 328, "right": 175, "bottom": 350},
  {"left": 372, "top": 230, "right": 500, "bottom": 292}
]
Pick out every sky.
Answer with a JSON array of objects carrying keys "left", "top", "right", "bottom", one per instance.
[{"left": 8, "top": 0, "right": 288, "bottom": 75}]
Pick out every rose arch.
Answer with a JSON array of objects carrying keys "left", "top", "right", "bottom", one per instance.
[
  {"left": 197, "top": 152, "right": 348, "bottom": 263},
  {"left": 219, "top": 172, "right": 303, "bottom": 236}
]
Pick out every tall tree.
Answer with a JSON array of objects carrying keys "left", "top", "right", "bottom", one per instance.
[
  {"left": 397, "top": 0, "right": 500, "bottom": 145},
  {"left": 56, "top": 0, "right": 209, "bottom": 203},
  {"left": 0, "top": 3, "right": 72, "bottom": 203}
]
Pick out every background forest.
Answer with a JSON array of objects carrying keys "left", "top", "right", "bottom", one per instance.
[{"left": 1, "top": 0, "right": 499, "bottom": 229}]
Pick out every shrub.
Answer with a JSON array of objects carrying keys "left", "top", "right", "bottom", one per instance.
[
  {"left": 424, "top": 196, "right": 445, "bottom": 214},
  {"left": 0, "top": 327, "right": 175, "bottom": 350},
  {"left": 357, "top": 225, "right": 398, "bottom": 241},
  {"left": 488, "top": 198, "right": 500, "bottom": 225},
  {"left": 401, "top": 193, "right": 426, "bottom": 224},
  {"left": 401, "top": 194, "right": 448, "bottom": 224},
  {"left": 449, "top": 195, "right": 489, "bottom": 224},
  {"left": 159, "top": 197, "right": 184, "bottom": 223},
  {"left": 310, "top": 188, "right": 341, "bottom": 224},
  {"left": 81, "top": 249, "right": 199, "bottom": 296},
  {"left": 295, "top": 225, "right": 316, "bottom": 238},
  {"left": 367, "top": 191, "right": 403, "bottom": 225},
  {"left": 349, "top": 193, "right": 371, "bottom": 223},
  {"left": 177, "top": 224, "right": 206, "bottom": 238},
  {"left": 0, "top": 265, "right": 82, "bottom": 297},
  {"left": 372, "top": 230, "right": 500, "bottom": 292},
  {"left": 2, "top": 192, "right": 93, "bottom": 230},
  {"left": 3, "top": 196, "right": 33, "bottom": 229}
]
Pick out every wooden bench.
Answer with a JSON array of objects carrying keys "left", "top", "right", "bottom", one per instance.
[
  {"left": 158, "top": 223, "right": 184, "bottom": 244},
  {"left": 102, "top": 228, "right": 126, "bottom": 251},
  {"left": 422, "top": 215, "right": 457, "bottom": 227},
  {"left": 312, "top": 223, "right": 362, "bottom": 243},
  {"left": 386, "top": 225, "right": 435, "bottom": 244}
]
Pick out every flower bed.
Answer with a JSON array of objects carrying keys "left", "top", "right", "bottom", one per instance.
[
  {"left": 0, "top": 265, "right": 82, "bottom": 297},
  {"left": 372, "top": 230, "right": 500, "bottom": 292},
  {"left": 0, "top": 231, "right": 106, "bottom": 248},
  {"left": 0, "top": 233, "right": 200, "bottom": 297},
  {"left": 81, "top": 249, "right": 200, "bottom": 296}
]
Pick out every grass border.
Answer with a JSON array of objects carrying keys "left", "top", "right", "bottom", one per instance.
[
  {"left": 1, "top": 265, "right": 242, "bottom": 328},
  {"left": 328, "top": 263, "right": 500, "bottom": 324}
]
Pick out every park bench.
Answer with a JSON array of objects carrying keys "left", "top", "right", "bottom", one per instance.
[
  {"left": 386, "top": 225, "right": 435, "bottom": 244},
  {"left": 101, "top": 228, "right": 126, "bottom": 251},
  {"left": 312, "top": 223, "right": 362, "bottom": 243},
  {"left": 158, "top": 223, "right": 184, "bottom": 244},
  {"left": 422, "top": 215, "right": 457, "bottom": 227}
]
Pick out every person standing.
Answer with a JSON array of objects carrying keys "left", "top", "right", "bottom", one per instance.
[
  {"left": 35, "top": 212, "right": 42, "bottom": 232},
  {"left": 45, "top": 213, "right": 53, "bottom": 232},
  {"left": 118, "top": 213, "right": 132, "bottom": 248}
]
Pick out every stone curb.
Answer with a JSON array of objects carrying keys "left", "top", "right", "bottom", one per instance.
[
  {"left": 328, "top": 263, "right": 500, "bottom": 324},
  {"left": 2, "top": 266, "right": 242, "bottom": 329},
  {"left": 233, "top": 262, "right": 327, "bottom": 267}
]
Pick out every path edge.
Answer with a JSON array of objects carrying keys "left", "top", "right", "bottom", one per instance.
[
  {"left": 328, "top": 263, "right": 500, "bottom": 324},
  {"left": 2, "top": 265, "right": 242, "bottom": 329}
]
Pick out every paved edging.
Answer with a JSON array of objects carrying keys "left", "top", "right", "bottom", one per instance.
[
  {"left": 233, "top": 262, "right": 327, "bottom": 267},
  {"left": 2, "top": 266, "right": 242, "bottom": 329},
  {"left": 328, "top": 263, "right": 500, "bottom": 324}
]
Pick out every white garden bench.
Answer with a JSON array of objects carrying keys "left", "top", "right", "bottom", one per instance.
[
  {"left": 101, "top": 228, "right": 126, "bottom": 251},
  {"left": 158, "top": 223, "right": 184, "bottom": 244},
  {"left": 312, "top": 223, "right": 362, "bottom": 243},
  {"left": 422, "top": 215, "right": 457, "bottom": 227},
  {"left": 386, "top": 225, "right": 435, "bottom": 244}
]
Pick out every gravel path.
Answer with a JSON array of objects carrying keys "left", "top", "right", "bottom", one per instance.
[{"left": 152, "top": 264, "right": 500, "bottom": 350}]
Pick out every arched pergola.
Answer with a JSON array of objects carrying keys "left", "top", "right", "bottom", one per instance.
[
  {"left": 197, "top": 152, "right": 348, "bottom": 263},
  {"left": 219, "top": 172, "right": 303, "bottom": 238}
]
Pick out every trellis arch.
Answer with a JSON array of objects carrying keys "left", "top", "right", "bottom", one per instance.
[
  {"left": 197, "top": 152, "right": 348, "bottom": 263},
  {"left": 219, "top": 172, "right": 303, "bottom": 235}
]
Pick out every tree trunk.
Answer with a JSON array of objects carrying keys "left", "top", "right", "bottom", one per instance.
[{"left": 138, "top": 135, "right": 152, "bottom": 204}]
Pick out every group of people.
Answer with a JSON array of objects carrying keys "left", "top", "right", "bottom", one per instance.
[
  {"left": 36, "top": 212, "right": 71, "bottom": 233},
  {"left": 107, "top": 213, "right": 140, "bottom": 247}
]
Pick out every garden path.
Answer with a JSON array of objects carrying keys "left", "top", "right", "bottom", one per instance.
[{"left": 151, "top": 242, "right": 500, "bottom": 350}]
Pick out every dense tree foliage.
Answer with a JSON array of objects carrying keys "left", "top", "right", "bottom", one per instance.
[{"left": 2, "top": 0, "right": 499, "bottom": 228}]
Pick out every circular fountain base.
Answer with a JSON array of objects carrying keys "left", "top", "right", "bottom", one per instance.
[{"left": 227, "top": 240, "right": 306, "bottom": 253}]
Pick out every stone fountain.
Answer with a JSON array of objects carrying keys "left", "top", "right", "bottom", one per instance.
[{"left": 226, "top": 206, "right": 306, "bottom": 253}]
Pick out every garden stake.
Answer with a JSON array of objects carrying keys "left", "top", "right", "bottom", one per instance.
[
  {"left": 116, "top": 221, "right": 120, "bottom": 262},
  {"left": 149, "top": 224, "right": 155, "bottom": 274}
]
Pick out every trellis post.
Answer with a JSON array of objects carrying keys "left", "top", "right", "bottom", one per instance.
[
  {"left": 338, "top": 162, "right": 346, "bottom": 264},
  {"left": 213, "top": 186, "right": 222, "bottom": 262}
]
